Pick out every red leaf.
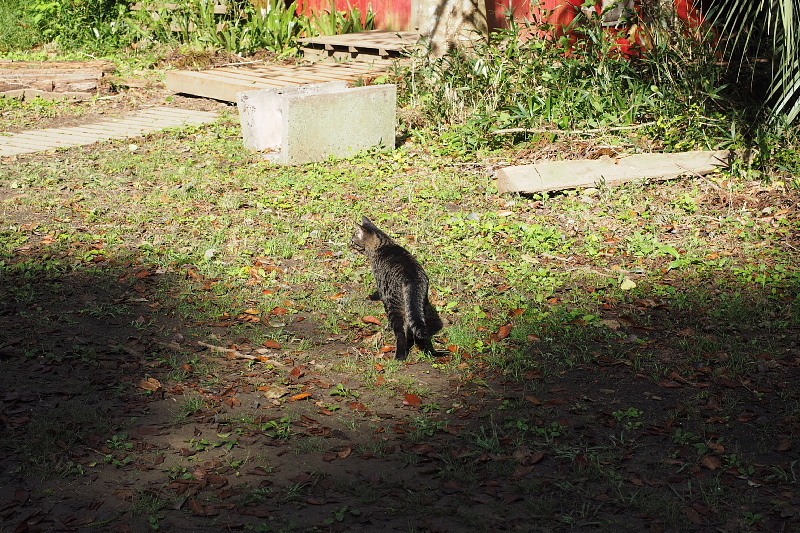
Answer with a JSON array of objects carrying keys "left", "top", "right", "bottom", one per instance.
[
  {"left": 349, "top": 402, "right": 368, "bottom": 412},
  {"left": 271, "top": 307, "right": 288, "bottom": 316},
  {"left": 289, "top": 392, "right": 312, "bottom": 402},
  {"left": 263, "top": 340, "right": 281, "bottom": 349},
  {"left": 362, "top": 316, "right": 381, "bottom": 325},
  {"left": 403, "top": 393, "right": 422, "bottom": 406}
]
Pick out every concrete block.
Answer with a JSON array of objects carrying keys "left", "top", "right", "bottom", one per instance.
[{"left": 237, "top": 82, "right": 396, "bottom": 165}]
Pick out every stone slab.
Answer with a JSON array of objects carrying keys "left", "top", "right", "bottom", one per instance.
[
  {"left": 496, "top": 150, "right": 739, "bottom": 194},
  {"left": 237, "top": 83, "right": 396, "bottom": 165}
]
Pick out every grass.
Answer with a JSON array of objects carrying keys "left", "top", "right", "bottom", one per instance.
[{"left": 1, "top": 8, "right": 799, "bottom": 530}]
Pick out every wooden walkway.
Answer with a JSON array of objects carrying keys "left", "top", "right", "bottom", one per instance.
[
  {"left": 165, "top": 58, "right": 397, "bottom": 103},
  {"left": 166, "top": 31, "right": 420, "bottom": 103},
  {"left": 0, "top": 107, "right": 218, "bottom": 156}
]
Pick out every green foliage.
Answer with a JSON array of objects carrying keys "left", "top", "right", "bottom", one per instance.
[
  {"left": 400, "top": 13, "right": 734, "bottom": 151},
  {"left": 0, "top": 0, "right": 44, "bottom": 51},
  {"left": 707, "top": 0, "right": 800, "bottom": 124},
  {"left": 308, "top": 1, "right": 375, "bottom": 36},
  {"left": 130, "top": 0, "right": 309, "bottom": 55},
  {"left": 27, "top": 0, "right": 135, "bottom": 52}
]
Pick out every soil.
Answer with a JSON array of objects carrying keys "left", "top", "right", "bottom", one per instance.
[{"left": 1, "top": 73, "right": 800, "bottom": 533}]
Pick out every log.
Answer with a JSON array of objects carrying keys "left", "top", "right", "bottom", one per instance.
[
  {"left": 496, "top": 150, "right": 741, "bottom": 194},
  {"left": 0, "top": 61, "right": 115, "bottom": 94},
  {"left": 0, "top": 89, "right": 92, "bottom": 101}
]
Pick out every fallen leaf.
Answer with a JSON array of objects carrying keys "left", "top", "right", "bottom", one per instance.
[
  {"left": 348, "top": 402, "right": 368, "bottom": 412},
  {"left": 263, "top": 385, "right": 289, "bottom": 399},
  {"left": 289, "top": 392, "right": 312, "bottom": 402},
  {"left": 700, "top": 455, "right": 721, "bottom": 470},
  {"left": 403, "top": 393, "right": 422, "bottom": 406},
  {"left": 410, "top": 443, "right": 436, "bottom": 454},
  {"left": 620, "top": 277, "right": 637, "bottom": 290},
  {"left": 362, "top": 316, "right": 382, "bottom": 325},
  {"left": 137, "top": 378, "right": 162, "bottom": 391},
  {"left": 263, "top": 340, "right": 281, "bottom": 349},
  {"left": 337, "top": 448, "right": 352, "bottom": 459},
  {"left": 497, "top": 324, "right": 512, "bottom": 340},
  {"left": 188, "top": 499, "right": 207, "bottom": 516},
  {"left": 775, "top": 438, "right": 792, "bottom": 452}
]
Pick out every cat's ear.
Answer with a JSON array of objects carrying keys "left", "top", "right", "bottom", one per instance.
[{"left": 361, "top": 216, "right": 373, "bottom": 227}]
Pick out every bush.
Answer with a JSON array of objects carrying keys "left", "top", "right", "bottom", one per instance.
[{"left": 0, "top": 0, "right": 46, "bottom": 52}]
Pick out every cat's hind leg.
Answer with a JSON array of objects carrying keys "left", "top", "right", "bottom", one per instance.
[{"left": 387, "top": 311, "right": 410, "bottom": 360}]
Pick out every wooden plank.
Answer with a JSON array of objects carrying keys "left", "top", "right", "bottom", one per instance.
[
  {"left": 0, "top": 136, "right": 66, "bottom": 150},
  {"left": 298, "top": 30, "right": 420, "bottom": 51},
  {"left": 0, "top": 89, "right": 92, "bottom": 101},
  {"left": 496, "top": 151, "right": 739, "bottom": 194},
  {"left": 130, "top": 2, "right": 228, "bottom": 14},
  {"left": 11, "top": 130, "right": 104, "bottom": 143},
  {"left": 166, "top": 71, "right": 293, "bottom": 101},
  {"left": 0, "top": 60, "right": 116, "bottom": 72},
  {"left": 0, "top": 68, "right": 104, "bottom": 79},
  {"left": 166, "top": 59, "right": 395, "bottom": 101},
  {"left": 0, "top": 145, "right": 32, "bottom": 156},
  {"left": 0, "top": 108, "right": 219, "bottom": 155}
]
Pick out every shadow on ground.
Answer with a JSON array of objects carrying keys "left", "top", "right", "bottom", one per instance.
[{"left": 2, "top": 248, "right": 800, "bottom": 533}]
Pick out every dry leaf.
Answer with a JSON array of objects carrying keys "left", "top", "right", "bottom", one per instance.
[
  {"left": 263, "top": 385, "right": 289, "bottom": 399},
  {"left": 289, "top": 392, "right": 312, "bottom": 402},
  {"left": 362, "top": 316, "right": 382, "bottom": 325},
  {"left": 138, "top": 377, "right": 162, "bottom": 391},
  {"left": 403, "top": 393, "right": 422, "bottom": 406},
  {"left": 700, "top": 455, "right": 721, "bottom": 470},
  {"left": 263, "top": 340, "right": 281, "bottom": 349},
  {"left": 497, "top": 324, "right": 512, "bottom": 340}
]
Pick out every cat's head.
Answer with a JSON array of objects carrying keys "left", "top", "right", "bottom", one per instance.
[{"left": 352, "top": 216, "right": 393, "bottom": 254}]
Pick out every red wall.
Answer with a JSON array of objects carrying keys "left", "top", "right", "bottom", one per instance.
[{"left": 297, "top": 0, "right": 413, "bottom": 31}]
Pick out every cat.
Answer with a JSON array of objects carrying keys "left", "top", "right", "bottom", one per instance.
[{"left": 352, "top": 216, "right": 443, "bottom": 360}]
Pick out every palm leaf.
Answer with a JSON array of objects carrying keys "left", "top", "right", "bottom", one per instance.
[{"left": 706, "top": 0, "right": 800, "bottom": 123}]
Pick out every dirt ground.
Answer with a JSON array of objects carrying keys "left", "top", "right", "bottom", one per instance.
[{"left": 1, "top": 74, "right": 800, "bottom": 533}]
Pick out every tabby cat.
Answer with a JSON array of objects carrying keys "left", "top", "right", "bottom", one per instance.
[{"left": 352, "top": 216, "right": 443, "bottom": 360}]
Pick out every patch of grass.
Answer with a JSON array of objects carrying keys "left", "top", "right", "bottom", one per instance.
[{"left": 2, "top": 401, "right": 113, "bottom": 479}]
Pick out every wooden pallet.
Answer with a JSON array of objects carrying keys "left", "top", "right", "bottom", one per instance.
[
  {"left": 165, "top": 58, "right": 397, "bottom": 103},
  {"left": 0, "top": 107, "right": 218, "bottom": 157},
  {"left": 299, "top": 30, "right": 421, "bottom": 60}
]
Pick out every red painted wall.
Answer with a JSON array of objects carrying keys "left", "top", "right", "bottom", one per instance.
[{"left": 297, "top": 0, "right": 413, "bottom": 31}]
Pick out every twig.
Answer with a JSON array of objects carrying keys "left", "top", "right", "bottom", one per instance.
[
  {"left": 197, "top": 340, "right": 286, "bottom": 367},
  {"left": 491, "top": 122, "right": 656, "bottom": 136},
  {"left": 214, "top": 60, "right": 264, "bottom": 68},
  {"left": 198, "top": 340, "right": 252, "bottom": 358}
]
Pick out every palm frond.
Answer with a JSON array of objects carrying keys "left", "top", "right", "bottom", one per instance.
[{"left": 707, "top": 0, "right": 800, "bottom": 123}]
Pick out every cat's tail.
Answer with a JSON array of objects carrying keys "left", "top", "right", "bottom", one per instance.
[{"left": 406, "top": 285, "right": 443, "bottom": 339}]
